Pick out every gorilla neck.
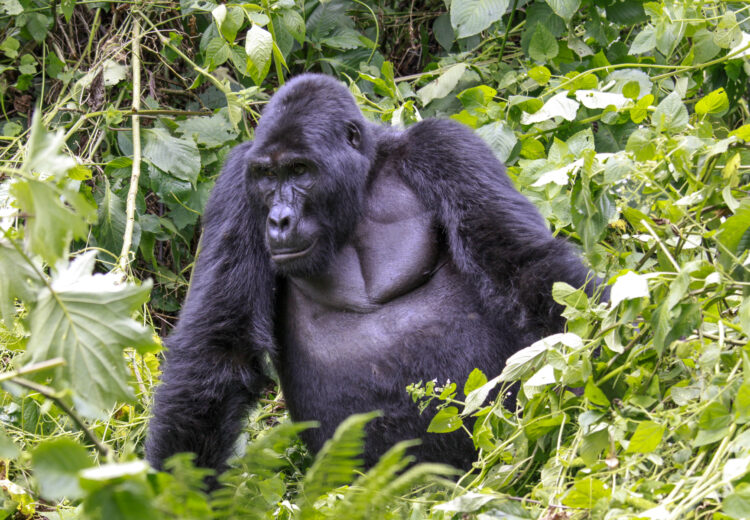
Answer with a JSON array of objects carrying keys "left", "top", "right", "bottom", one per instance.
[{"left": 288, "top": 169, "right": 441, "bottom": 312}]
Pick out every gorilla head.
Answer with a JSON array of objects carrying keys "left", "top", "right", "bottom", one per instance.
[{"left": 245, "top": 76, "right": 376, "bottom": 276}]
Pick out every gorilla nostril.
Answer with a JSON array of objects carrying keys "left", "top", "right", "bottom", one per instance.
[{"left": 279, "top": 215, "right": 291, "bottom": 231}]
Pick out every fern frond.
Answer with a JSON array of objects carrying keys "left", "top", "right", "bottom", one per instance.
[{"left": 298, "top": 411, "right": 381, "bottom": 515}]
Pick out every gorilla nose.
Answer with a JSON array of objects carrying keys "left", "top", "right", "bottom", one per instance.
[{"left": 268, "top": 206, "right": 293, "bottom": 240}]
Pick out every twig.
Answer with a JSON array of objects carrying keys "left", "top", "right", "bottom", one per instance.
[
  {"left": 641, "top": 219, "right": 680, "bottom": 271},
  {"left": 117, "top": 16, "right": 142, "bottom": 276},
  {"left": 0, "top": 358, "right": 66, "bottom": 383},
  {"left": 11, "top": 377, "right": 111, "bottom": 457}
]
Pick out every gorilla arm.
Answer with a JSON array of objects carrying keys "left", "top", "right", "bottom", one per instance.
[
  {"left": 400, "top": 119, "right": 601, "bottom": 336},
  {"left": 146, "top": 141, "right": 275, "bottom": 474}
]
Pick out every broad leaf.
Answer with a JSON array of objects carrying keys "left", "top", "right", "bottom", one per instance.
[
  {"left": 25, "top": 252, "right": 158, "bottom": 417},
  {"left": 176, "top": 111, "right": 239, "bottom": 148},
  {"left": 450, "top": 0, "right": 509, "bottom": 39},
  {"left": 142, "top": 128, "right": 201, "bottom": 184},
  {"left": 31, "top": 438, "right": 92, "bottom": 500},
  {"left": 11, "top": 179, "right": 92, "bottom": 265},
  {"left": 546, "top": 0, "right": 580, "bottom": 22},
  {"left": 416, "top": 63, "right": 467, "bottom": 105},
  {"left": 245, "top": 24, "right": 273, "bottom": 85}
]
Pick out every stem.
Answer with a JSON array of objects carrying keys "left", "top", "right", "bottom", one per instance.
[
  {"left": 0, "top": 358, "right": 66, "bottom": 383},
  {"left": 117, "top": 16, "right": 142, "bottom": 276},
  {"left": 12, "top": 377, "right": 111, "bottom": 457},
  {"left": 262, "top": 0, "right": 285, "bottom": 85},
  {"left": 498, "top": 0, "right": 519, "bottom": 58}
]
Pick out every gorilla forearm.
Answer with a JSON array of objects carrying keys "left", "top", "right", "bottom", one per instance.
[
  {"left": 146, "top": 142, "right": 274, "bottom": 472},
  {"left": 146, "top": 358, "right": 256, "bottom": 471}
]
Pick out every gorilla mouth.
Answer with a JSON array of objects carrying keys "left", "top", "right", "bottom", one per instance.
[{"left": 270, "top": 239, "right": 318, "bottom": 263}]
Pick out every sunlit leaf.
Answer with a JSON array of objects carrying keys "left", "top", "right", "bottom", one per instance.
[{"left": 25, "top": 252, "right": 158, "bottom": 417}]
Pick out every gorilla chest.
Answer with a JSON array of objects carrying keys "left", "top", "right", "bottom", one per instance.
[
  {"left": 274, "top": 171, "right": 496, "bottom": 432},
  {"left": 278, "top": 168, "right": 451, "bottom": 362}
]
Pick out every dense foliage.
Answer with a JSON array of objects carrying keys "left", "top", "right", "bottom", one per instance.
[{"left": 0, "top": 0, "right": 748, "bottom": 518}]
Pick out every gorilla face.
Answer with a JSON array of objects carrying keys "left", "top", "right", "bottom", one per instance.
[
  {"left": 246, "top": 112, "right": 372, "bottom": 277},
  {"left": 248, "top": 158, "right": 331, "bottom": 276}
]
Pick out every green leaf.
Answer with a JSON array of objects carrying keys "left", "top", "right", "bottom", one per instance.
[
  {"left": 281, "top": 8, "right": 305, "bottom": 44},
  {"left": 11, "top": 179, "right": 91, "bottom": 265},
  {"left": 0, "top": 429, "right": 19, "bottom": 459},
  {"left": 212, "top": 4, "right": 244, "bottom": 43},
  {"left": 626, "top": 421, "right": 665, "bottom": 453},
  {"left": 584, "top": 378, "right": 610, "bottom": 407},
  {"left": 652, "top": 92, "right": 688, "bottom": 133},
  {"left": 475, "top": 121, "right": 517, "bottom": 163},
  {"left": 714, "top": 11, "right": 740, "bottom": 49},
  {"left": 25, "top": 252, "right": 158, "bottom": 417},
  {"left": 528, "top": 65, "right": 551, "bottom": 85},
  {"left": 450, "top": 0, "right": 509, "bottom": 39},
  {"left": 463, "top": 375, "right": 502, "bottom": 416},
  {"left": 458, "top": 85, "right": 497, "bottom": 110},
  {"left": 629, "top": 26, "right": 656, "bottom": 55},
  {"left": 546, "top": 0, "right": 580, "bottom": 22},
  {"left": 142, "top": 128, "right": 201, "bottom": 184},
  {"left": 717, "top": 200, "right": 750, "bottom": 260},
  {"left": 205, "top": 37, "right": 230, "bottom": 67},
  {"left": 60, "top": 0, "right": 75, "bottom": 22},
  {"left": 0, "top": 0, "right": 23, "bottom": 16},
  {"left": 433, "top": 492, "right": 498, "bottom": 513},
  {"left": 695, "top": 87, "right": 729, "bottom": 115},
  {"left": 176, "top": 111, "right": 239, "bottom": 148},
  {"left": 562, "top": 478, "right": 611, "bottom": 508},
  {"left": 464, "top": 368, "right": 488, "bottom": 396},
  {"left": 529, "top": 23, "right": 559, "bottom": 62},
  {"left": 0, "top": 242, "right": 39, "bottom": 324},
  {"left": 245, "top": 24, "right": 273, "bottom": 86},
  {"left": 416, "top": 63, "right": 467, "bottom": 106},
  {"left": 433, "top": 14, "right": 455, "bottom": 51},
  {"left": 31, "top": 438, "right": 92, "bottom": 500},
  {"left": 0, "top": 36, "right": 19, "bottom": 59},
  {"left": 427, "top": 406, "right": 463, "bottom": 433},
  {"left": 724, "top": 483, "right": 750, "bottom": 518}
]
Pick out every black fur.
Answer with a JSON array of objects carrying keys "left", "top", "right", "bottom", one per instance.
[{"left": 146, "top": 74, "right": 601, "bottom": 477}]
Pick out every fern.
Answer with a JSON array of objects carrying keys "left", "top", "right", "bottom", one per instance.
[
  {"left": 330, "top": 440, "right": 455, "bottom": 519},
  {"left": 298, "top": 411, "right": 379, "bottom": 516},
  {"left": 211, "top": 420, "right": 313, "bottom": 519}
]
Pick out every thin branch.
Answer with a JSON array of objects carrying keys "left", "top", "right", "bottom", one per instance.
[
  {"left": 0, "top": 358, "right": 66, "bottom": 383},
  {"left": 11, "top": 377, "right": 111, "bottom": 457},
  {"left": 117, "top": 16, "right": 142, "bottom": 276}
]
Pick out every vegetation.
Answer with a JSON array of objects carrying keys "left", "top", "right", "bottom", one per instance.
[{"left": 0, "top": 0, "right": 748, "bottom": 517}]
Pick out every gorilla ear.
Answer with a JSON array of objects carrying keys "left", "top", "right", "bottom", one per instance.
[{"left": 346, "top": 122, "right": 361, "bottom": 149}]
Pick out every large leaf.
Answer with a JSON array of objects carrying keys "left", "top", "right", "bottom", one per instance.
[
  {"left": 176, "top": 111, "right": 239, "bottom": 149},
  {"left": 475, "top": 121, "right": 518, "bottom": 162},
  {"left": 245, "top": 24, "right": 273, "bottom": 86},
  {"left": 25, "top": 252, "right": 158, "bottom": 417},
  {"left": 142, "top": 128, "right": 201, "bottom": 184},
  {"left": 546, "top": 0, "right": 580, "bottom": 22},
  {"left": 450, "top": 0, "right": 509, "bottom": 39},
  {"left": 11, "top": 179, "right": 92, "bottom": 265},
  {"left": 31, "top": 438, "right": 93, "bottom": 501},
  {"left": 0, "top": 242, "right": 39, "bottom": 324},
  {"left": 416, "top": 63, "right": 467, "bottom": 105}
]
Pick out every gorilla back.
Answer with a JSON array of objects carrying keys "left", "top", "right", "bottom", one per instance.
[{"left": 146, "top": 74, "right": 601, "bottom": 476}]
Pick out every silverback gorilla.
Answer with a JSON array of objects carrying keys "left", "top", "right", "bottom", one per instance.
[{"left": 146, "top": 74, "right": 601, "bottom": 476}]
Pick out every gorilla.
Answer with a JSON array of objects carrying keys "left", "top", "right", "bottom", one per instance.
[{"left": 146, "top": 73, "right": 602, "bottom": 476}]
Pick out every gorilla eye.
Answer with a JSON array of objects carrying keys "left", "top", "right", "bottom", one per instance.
[
  {"left": 254, "top": 166, "right": 274, "bottom": 178},
  {"left": 292, "top": 163, "right": 306, "bottom": 175}
]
